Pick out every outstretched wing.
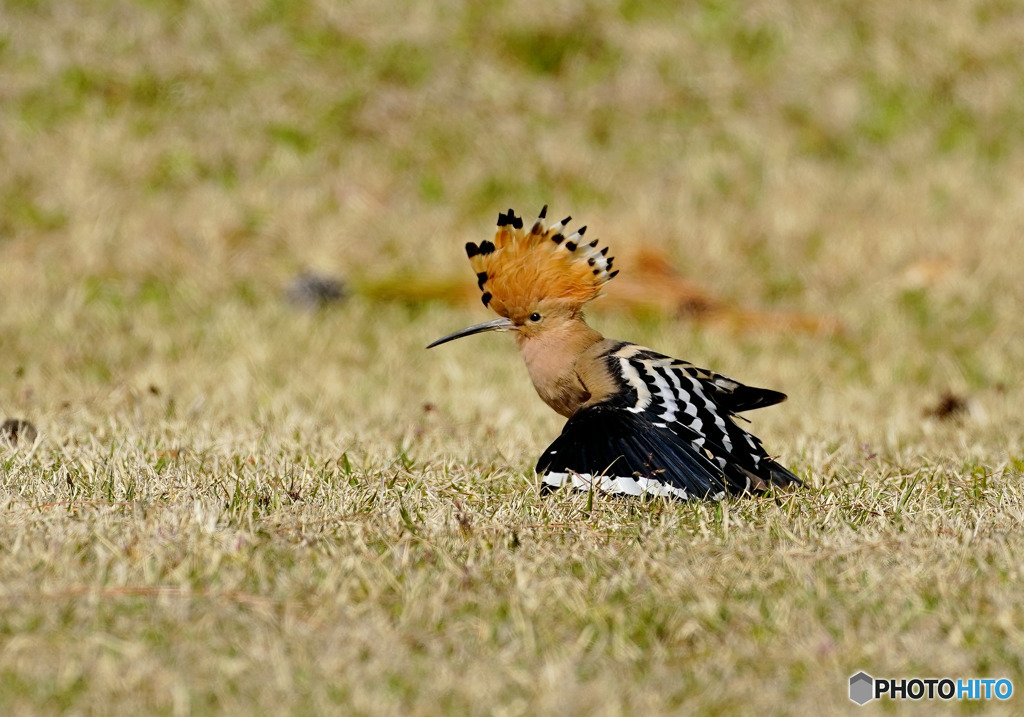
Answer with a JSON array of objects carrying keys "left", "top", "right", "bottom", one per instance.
[
  {"left": 536, "top": 404, "right": 729, "bottom": 500},
  {"left": 604, "top": 343, "right": 800, "bottom": 491},
  {"left": 536, "top": 342, "right": 800, "bottom": 499}
]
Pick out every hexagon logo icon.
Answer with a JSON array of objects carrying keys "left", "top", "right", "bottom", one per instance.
[{"left": 849, "top": 672, "right": 874, "bottom": 705}]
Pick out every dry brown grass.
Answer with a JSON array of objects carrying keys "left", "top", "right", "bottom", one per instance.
[{"left": 2, "top": 0, "right": 1024, "bottom": 714}]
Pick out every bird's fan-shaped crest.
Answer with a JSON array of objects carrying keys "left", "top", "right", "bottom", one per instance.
[{"left": 464, "top": 206, "right": 618, "bottom": 316}]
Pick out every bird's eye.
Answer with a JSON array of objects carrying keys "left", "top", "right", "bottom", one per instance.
[{"left": 529, "top": 312, "right": 542, "bottom": 322}]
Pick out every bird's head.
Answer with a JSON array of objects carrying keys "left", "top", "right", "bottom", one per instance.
[{"left": 427, "top": 207, "right": 618, "bottom": 349}]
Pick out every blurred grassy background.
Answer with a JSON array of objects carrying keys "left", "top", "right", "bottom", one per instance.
[
  {"left": 2, "top": 0, "right": 1024, "bottom": 714},
  {"left": 4, "top": 0, "right": 1023, "bottom": 422}
]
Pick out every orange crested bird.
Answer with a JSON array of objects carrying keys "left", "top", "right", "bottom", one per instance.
[{"left": 428, "top": 207, "right": 801, "bottom": 500}]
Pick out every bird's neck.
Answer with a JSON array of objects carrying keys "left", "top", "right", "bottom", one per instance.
[{"left": 514, "top": 319, "right": 604, "bottom": 417}]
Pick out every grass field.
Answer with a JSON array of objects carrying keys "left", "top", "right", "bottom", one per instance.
[{"left": 2, "top": 1, "right": 1024, "bottom": 714}]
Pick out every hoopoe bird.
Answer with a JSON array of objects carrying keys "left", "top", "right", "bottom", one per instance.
[{"left": 428, "top": 207, "right": 801, "bottom": 500}]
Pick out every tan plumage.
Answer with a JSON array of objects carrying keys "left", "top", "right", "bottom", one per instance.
[{"left": 429, "top": 206, "right": 801, "bottom": 500}]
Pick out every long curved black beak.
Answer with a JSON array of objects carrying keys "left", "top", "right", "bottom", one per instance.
[{"left": 426, "top": 317, "right": 516, "bottom": 348}]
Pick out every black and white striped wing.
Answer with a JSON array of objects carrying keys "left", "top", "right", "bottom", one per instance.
[
  {"left": 536, "top": 404, "right": 729, "bottom": 500},
  {"left": 604, "top": 343, "right": 800, "bottom": 492},
  {"left": 536, "top": 342, "right": 800, "bottom": 500}
]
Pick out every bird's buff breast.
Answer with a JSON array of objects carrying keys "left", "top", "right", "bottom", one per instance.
[{"left": 517, "top": 334, "right": 594, "bottom": 418}]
